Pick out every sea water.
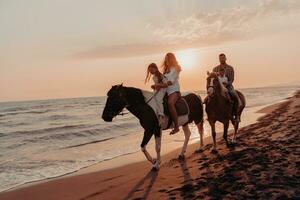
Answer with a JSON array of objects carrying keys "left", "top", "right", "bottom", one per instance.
[{"left": 0, "top": 85, "right": 298, "bottom": 192}]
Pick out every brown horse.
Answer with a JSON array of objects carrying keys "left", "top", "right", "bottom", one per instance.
[
  {"left": 102, "top": 84, "right": 204, "bottom": 170},
  {"left": 205, "top": 72, "right": 246, "bottom": 153}
]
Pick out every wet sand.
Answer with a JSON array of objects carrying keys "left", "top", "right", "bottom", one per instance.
[{"left": 0, "top": 91, "right": 299, "bottom": 200}]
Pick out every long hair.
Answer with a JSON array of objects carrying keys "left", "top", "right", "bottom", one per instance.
[
  {"left": 145, "top": 63, "right": 160, "bottom": 84},
  {"left": 162, "top": 52, "right": 182, "bottom": 74}
]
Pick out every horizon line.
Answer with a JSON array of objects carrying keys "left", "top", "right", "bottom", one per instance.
[{"left": 1, "top": 84, "right": 299, "bottom": 104}]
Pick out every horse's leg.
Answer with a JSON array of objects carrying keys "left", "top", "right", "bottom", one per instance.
[
  {"left": 232, "top": 119, "right": 239, "bottom": 143},
  {"left": 209, "top": 120, "right": 218, "bottom": 153},
  {"left": 223, "top": 120, "right": 229, "bottom": 147},
  {"left": 196, "top": 121, "right": 204, "bottom": 149},
  {"left": 153, "top": 135, "right": 162, "bottom": 170},
  {"left": 180, "top": 125, "right": 191, "bottom": 159},
  {"left": 141, "top": 130, "right": 154, "bottom": 164}
]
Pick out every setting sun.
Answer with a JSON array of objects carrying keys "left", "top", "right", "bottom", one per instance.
[{"left": 176, "top": 49, "right": 198, "bottom": 70}]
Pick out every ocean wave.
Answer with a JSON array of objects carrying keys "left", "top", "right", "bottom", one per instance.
[
  {"left": 7, "top": 124, "right": 89, "bottom": 137},
  {"left": 3, "top": 119, "right": 138, "bottom": 141},
  {"left": 0, "top": 149, "right": 139, "bottom": 193},
  {"left": 0, "top": 112, "right": 20, "bottom": 116},
  {"left": 44, "top": 114, "right": 75, "bottom": 121},
  {"left": 63, "top": 105, "right": 75, "bottom": 108},
  {"left": 21, "top": 129, "right": 96, "bottom": 143},
  {"left": 26, "top": 109, "right": 52, "bottom": 114},
  {"left": 0, "top": 109, "right": 52, "bottom": 117},
  {"left": 30, "top": 104, "right": 53, "bottom": 109},
  {"left": 1, "top": 107, "right": 29, "bottom": 112},
  {"left": 6, "top": 142, "right": 27, "bottom": 150},
  {"left": 62, "top": 137, "right": 115, "bottom": 149}
]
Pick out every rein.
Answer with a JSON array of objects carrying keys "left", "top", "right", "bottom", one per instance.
[
  {"left": 117, "top": 104, "right": 130, "bottom": 116},
  {"left": 145, "top": 75, "right": 166, "bottom": 104},
  {"left": 116, "top": 88, "right": 157, "bottom": 117},
  {"left": 117, "top": 110, "right": 129, "bottom": 116},
  {"left": 117, "top": 93, "right": 155, "bottom": 117},
  {"left": 145, "top": 92, "right": 157, "bottom": 104}
]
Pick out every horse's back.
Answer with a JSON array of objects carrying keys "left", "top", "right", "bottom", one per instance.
[
  {"left": 182, "top": 93, "right": 203, "bottom": 107},
  {"left": 182, "top": 93, "right": 204, "bottom": 124}
]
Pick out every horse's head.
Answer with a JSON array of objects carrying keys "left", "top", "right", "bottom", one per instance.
[
  {"left": 102, "top": 83, "right": 127, "bottom": 122},
  {"left": 206, "top": 71, "right": 220, "bottom": 97},
  {"left": 206, "top": 71, "right": 231, "bottom": 102}
]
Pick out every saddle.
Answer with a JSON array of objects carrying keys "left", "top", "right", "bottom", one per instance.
[
  {"left": 163, "top": 95, "right": 189, "bottom": 116},
  {"left": 158, "top": 94, "right": 190, "bottom": 130}
]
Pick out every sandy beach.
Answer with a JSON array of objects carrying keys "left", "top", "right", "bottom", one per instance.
[{"left": 0, "top": 90, "right": 299, "bottom": 200}]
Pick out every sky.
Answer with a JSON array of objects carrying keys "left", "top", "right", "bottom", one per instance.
[{"left": 0, "top": 0, "right": 300, "bottom": 102}]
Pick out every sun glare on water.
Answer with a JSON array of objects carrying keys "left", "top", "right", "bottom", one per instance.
[{"left": 176, "top": 49, "right": 198, "bottom": 70}]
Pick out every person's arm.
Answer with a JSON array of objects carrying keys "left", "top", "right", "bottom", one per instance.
[
  {"left": 151, "top": 76, "right": 160, "bottom": 90},
  {"left": 152, "top": 82, "right": 171, "bottom": 90},
  {"left": 153, "top": 68, "right": 178, "bottom": 89},
  {"left": 151, "top": 73, "right": 171, "bottom": 90},
  {"left": 227, "top": 66, "right": 234, "bottom": 85}
]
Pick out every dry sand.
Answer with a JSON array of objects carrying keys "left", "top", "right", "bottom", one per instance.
[{"left": 0, "top": 91, "right": 299, "bottom": 200}]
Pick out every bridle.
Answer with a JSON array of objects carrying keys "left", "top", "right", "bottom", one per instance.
[
  {"left": 111, "top": 87, "right": 158, "bottom": 117},
  {"left": 107, "top": 91, "right": 130, "bottom": 117},
  {"left": 117, "top": 106, "right": 129, "bottom": 116},
  {"left": 116, "top": 95, "right": 129, "bottom": 116},
  {"left": 207, "top": 77, "right": 216, "bottom": 97},
  {"left": 207, "top": 75, "right": 230, "bottom": 101}
]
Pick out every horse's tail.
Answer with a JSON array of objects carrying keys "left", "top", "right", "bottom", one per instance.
[
  {"left": 236, "top": 90, "right": 246, "bottom": 117},
  {"left": 183, "top": 93, "right": 204, "bottom": 125}
]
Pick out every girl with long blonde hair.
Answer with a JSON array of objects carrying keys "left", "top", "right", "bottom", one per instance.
[{"left": 152, "top": 53, "right": 182, "bottom": 134}]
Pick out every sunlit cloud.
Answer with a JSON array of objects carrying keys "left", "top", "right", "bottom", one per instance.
[
  {"left": 150, "top": 0, "right": 300, "bottom": 44},
  {"left": 76, "top": 0, "right": 300, "bottom": 59}
]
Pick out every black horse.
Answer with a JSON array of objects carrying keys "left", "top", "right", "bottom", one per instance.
[
  {"left": 206, "top": 72, "right": 246, "bottom": 153},
  {"left": 102, "top": 84, "right": 204, "bottom": 169}
]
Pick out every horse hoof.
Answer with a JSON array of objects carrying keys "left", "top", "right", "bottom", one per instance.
[
  {"left": 228, "top": 142, "right": 236, "bottom": 148},
  {"left": 151, "top": 166, "right": 159, "bottom": 171},
  {"left": 211, "top": 149, "right": 218, "bottom": 154},
  {"left": 178, "top": 154, "right": 185, "bottom": 161},
  {"left": 152, "top": 162, "right": 160, "bottom": 171},
  {"left": 151, "top": 158, "right": 157, "bottom": 165},
  {"left": 226, "top": 142, "right": 230, "bottom": 147}
]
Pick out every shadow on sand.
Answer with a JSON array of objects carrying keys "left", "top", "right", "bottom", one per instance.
[
  {"left": 177, "top": 159, "right": 197, "bottom": 200},
  {"left": 122, "top": 169, "right": 158, "bottom": 200}
]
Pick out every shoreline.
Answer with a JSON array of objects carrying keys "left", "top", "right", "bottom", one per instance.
[
  {"left": 1, "top": 86, "right": 298, "bottom": 194},
  {"left": 1, "top": 91, "right": 298, "bottom": 199},
  {"left": 2, "top": 101, "right": 272, "bottom": 193}
]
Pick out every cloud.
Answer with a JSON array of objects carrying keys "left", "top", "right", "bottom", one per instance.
[
  {"left": 76, "top": 0, "right": 300, "bottom": 59},
  {"left": 76, "top": 43, "right": 178, "bottom": 59},
  {"left": 150, "top": 0, "right": 300, "bottom": 45}
]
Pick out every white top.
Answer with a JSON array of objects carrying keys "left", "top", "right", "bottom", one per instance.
[
  {"left": 164, "top": 67, "right": 180, "bottom": 95},
  {"left": 152, "top": 75, "right": 167, "bottom": 117},
  {"left": 218, "top": 75, "right": 228, "bottom": 85},
  {"left": 152, "top": 75, "right": 167, "bottom": 85}
]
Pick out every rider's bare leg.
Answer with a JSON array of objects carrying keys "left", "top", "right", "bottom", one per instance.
[{"left": 168, "top": 92, "right": 180, "bottom": 135}]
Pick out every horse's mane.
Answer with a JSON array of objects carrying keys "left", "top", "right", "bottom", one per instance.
[{"left": 123, "top": 86, "right": 147, "bottom": 104}]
